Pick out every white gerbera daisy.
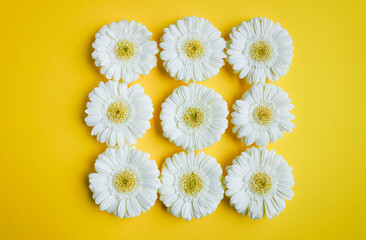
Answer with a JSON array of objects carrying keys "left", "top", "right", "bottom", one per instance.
[
  {"left": 92, "top": 20, "right": 159, "bottom": 84},
  {"left": 232, "top": 83, "right": 295, "bottom": 146},
  {"left": 227, "top": 17, "right": 294, "bottom": 84},
  {"left": 159, "top": 151, "right": 224, "bottom": 221},
  {"left": 224, "top": 147, "right": 294, "bottom": 220},
  {"left": 160, "top": 83, "right": 228, "bottom": 150},
  {"left": 89, "top": 146, "right": 161, "bottom": 218},
  {"left": 160, "top": 16, "right": 226, "bottom": 83},
  {"left": 85, "top": 81, "right": 153, "bottom": 146}
]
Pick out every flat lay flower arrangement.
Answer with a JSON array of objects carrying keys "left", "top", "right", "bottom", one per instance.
[{"left": 85, "top": 16, "right": 295, "bottom": 221}]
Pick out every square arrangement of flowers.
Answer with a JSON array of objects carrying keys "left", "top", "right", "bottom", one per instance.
[{"left": 85, "top": 16, "right": 295, "bottom": 221}]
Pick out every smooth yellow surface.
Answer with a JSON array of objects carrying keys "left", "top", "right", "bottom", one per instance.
[{"left": 1, "top": 0, "right": 365, "bottom": 239}]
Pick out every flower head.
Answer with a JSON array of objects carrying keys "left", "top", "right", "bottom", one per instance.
[
  {"left": 160, "top": 83, "right": 228, "bottom": 150},
  {"left": 89, "top": 146, "right": 161, "bottom": 218},
  {"left": 160, "top": 151, "right": 224, "bottom": 221},
  {"left": 232, "top": 83, "right": 295, "bottom": 146},
  {"left": 92, "top": 20, "right": 159, "bottom": 84},
  {"left": 225, "top": 147, "right": 295, "bottom": 219},
  {"left": 227, "top": 17, "right": 294, "bottom": 84},
  {"left": 160, "top": 16, "right": 226, "bottom": 83},
  {"left": 85, "top": 81, "right": 153, "bottom": 146}
]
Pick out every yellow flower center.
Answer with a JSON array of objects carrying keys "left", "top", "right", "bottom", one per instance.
[
  {"left": 184, "top": 40, "right": 204, "bottom": 59},
  {"left": 113, "top": 171, "right": 136, "bottom": 193},
  {"left": 180, "top": 172, "right": 203, "bottom": 196},
  {"left": 253, "top": 106, "right": 273, "bottom": 125},
  {"left": 114, "top": 40, "right": 135, "bottom": 60},
  {"left": 183, "top": 107, "right": 205, "bottom": 128},
  {"left": 250, "top": 41, "right": 272, "bottom": 62},
  {"left": 107, "top": 102, "right": 129, "bottom": 124},
  {"left": 250, "top": 172, "right": 272, "bottom": 195}
]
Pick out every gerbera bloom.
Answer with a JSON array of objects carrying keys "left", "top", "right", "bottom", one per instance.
[
  {"left": 160, "top": 83, "right": 228, "bottom": 150},
  {"left": 227, "top": 17, "right": 294, "bottom": 84},
  {"left": 85, "top": 81, "right": 153, "bottom": 146},
  {"left": 160, "top": 16, "right": 226, "bottom": 83},
  {"left": 92, "top": 20, "right": 159, "bottom": 84},
  {"left": 159, "top": 151, "right": 224, "bottom": 221},
  {"left": 89, "top": 146, "right": 161, "bottom": 218},
  {"left": 231, "top": 83, "right": 295, "bottom": 146},
  {"left": 224, "top": 147, "right": 294, "bottom": 220}
]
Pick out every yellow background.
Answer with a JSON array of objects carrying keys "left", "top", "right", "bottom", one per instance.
[{"left": 1, "top": 0, "right": 365, "bottom": 239}]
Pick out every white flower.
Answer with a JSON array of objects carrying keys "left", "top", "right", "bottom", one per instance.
[
  {"left": 224, "top": 147, "right": 294, "bottom": 220},
  {"left": 160, "top": 83, "right": 228, "bottom": 150},
  {"left": 85, "top": 81, "right": 153, "bottom": 146},
  {"left": 232, "top": 83, "right": 295, "bottom": 146},
  {"left": 160, "top": 16, "right": 226, "bottom": 83},
  {"left": 159, "top": 151, "right": 224, "bottom": 221},
  {"left": 89, "top": 146, "right": 161, "bottom": 218},
  {"left": 92, "top": 20, "right": 159, "bottom": 84},
  {"left": 227, "top": 17, "right": 294, "bottom": 84}
]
